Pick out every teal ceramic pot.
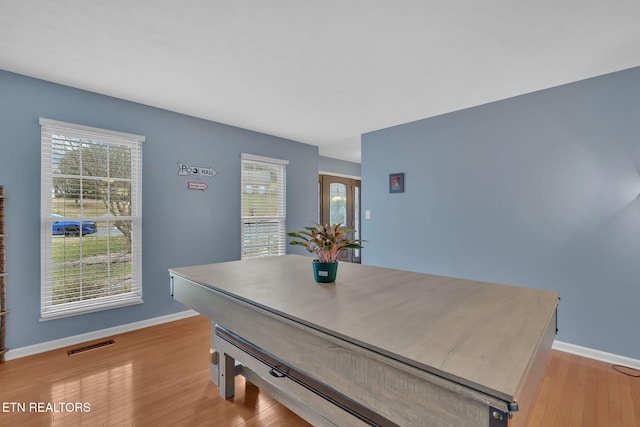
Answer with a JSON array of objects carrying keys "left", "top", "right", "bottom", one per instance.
[{"left": 312, "top": 260, "right": 338, "bottom": 283}]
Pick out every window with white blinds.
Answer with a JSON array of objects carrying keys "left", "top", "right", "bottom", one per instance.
[
  {"left": 40, "top": 118, "right": 144, "bottom": 320},
  {"left": 241, "top": 154, "right": 288, "bottom": 259}
]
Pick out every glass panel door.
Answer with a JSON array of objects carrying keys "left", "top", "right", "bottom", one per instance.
[
  {"left": 319, "top": 175, "right": 361, "bottom": 263},
  {"left": 329, "top": 182, "right": 347, "bottom": 227}
]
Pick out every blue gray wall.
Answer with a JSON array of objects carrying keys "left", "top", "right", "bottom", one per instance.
[
  {"left": 0, "top": 70, "right": 318, "bottom": 349},
  {"left": 362, "top": 66, "right": 640, "bottom": 359},
  {"left": 319, "top": 155, "right": 361, "bottom": 177}
]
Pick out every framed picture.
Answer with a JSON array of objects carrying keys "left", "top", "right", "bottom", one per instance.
[{"left": 389, "top": 173, "right": 404, "bottom": 193}]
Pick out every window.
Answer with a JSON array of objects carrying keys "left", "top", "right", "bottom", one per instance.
[
  {"left": 40, "top": 118, "right": 144, "bottom": 320},
  {"left": 241, "top": 154, "right": 287, "bottom": 259}
]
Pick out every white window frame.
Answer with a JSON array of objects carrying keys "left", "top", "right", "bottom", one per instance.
[
  {"left": 241, "top": 153, "right": 288, "bottom": 259},
  {"left": 40, "top": 118, "right": 144, "bottom": 320}
]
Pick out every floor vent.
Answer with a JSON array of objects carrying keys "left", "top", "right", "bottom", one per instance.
[{"left": 67, "top": 339, "right": 115, "bottom": 356}]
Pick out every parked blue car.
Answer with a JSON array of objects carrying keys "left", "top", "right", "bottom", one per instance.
[{"left": 52, "top": 213, "right": 97, "bottom": 236}]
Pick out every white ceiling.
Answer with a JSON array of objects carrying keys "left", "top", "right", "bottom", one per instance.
[{"left": 1, "top": 1, "right": 640, "bottom": 163}]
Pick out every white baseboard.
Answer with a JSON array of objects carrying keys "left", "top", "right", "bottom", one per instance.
[
  {"left": 553, "top": 340, "right": 640, "bottom": 370},
  {"left": 4, "top": 310, "right": 200, "bottom": 361}
]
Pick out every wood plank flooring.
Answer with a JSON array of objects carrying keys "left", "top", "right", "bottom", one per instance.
[{"left": 0, "top": 315, "right": 638, "bottom": 426}]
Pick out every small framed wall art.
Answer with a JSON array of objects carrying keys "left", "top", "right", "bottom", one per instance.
[{"left": 389, "top": 173, "right": 405, "bottom": 193}]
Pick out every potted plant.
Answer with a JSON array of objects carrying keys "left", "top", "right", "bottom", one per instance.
[{"left": 287, "top": 223, "right": 364, "bottom": 283}]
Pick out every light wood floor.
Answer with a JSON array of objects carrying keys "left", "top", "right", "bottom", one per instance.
[{"left": 0, "top": 315, "right": 638, "bottom": 427}]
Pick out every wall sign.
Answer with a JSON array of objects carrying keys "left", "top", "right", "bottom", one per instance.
[
  {"left": 187, "top": 182, "right": 208, "bottom": 191},
  {"left": 177, "top": 162, "right": 217, "bottom": 178},
  {"left": 177, "top": 162, "right": 217, "bottom": 191}
]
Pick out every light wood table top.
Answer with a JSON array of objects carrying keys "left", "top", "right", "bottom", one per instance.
[{"left": 170, "top": 254, "right": 559, "bottom": 403}]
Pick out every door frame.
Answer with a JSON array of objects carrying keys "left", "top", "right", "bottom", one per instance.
[{"left": 319, "top": 174, "right": 362, "bottom": 263}]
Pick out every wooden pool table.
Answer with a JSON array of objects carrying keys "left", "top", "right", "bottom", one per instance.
[{"left": 170, "top": 255, "right": 558, "bottom": 427}]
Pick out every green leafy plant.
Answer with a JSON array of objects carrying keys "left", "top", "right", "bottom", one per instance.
[{"left": 287, "top": 223, "right": 363, "bottom": 263}]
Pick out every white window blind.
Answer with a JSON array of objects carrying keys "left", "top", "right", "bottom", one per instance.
[
  {"left": 241, "top": 154, "right": 288, "bottom": 259},
  {"left": 40, "top": 118, "right": 144, "bottom": 320}
]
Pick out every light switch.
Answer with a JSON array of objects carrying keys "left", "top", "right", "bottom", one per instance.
[{"left": 365, "top": 210, "right": 371, "bottom": 220}]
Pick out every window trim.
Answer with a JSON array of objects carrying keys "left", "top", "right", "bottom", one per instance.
[
  {"left": 241, "top": 153, "right": 289, "bottom": 166},
  {"left": 241, "top": 153, "right": 288, "bottom": 260},
  {"left": 40, "top": 118, "right": 144, "bottom": 321}
]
